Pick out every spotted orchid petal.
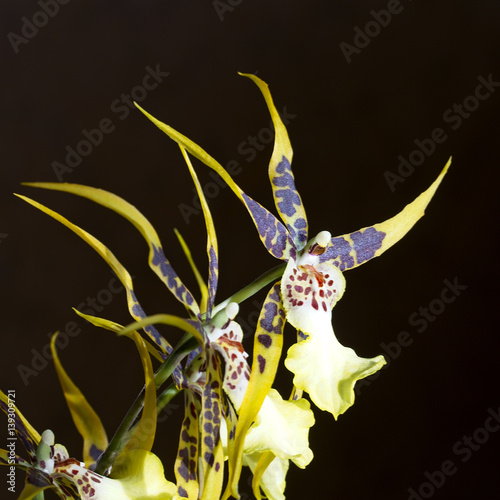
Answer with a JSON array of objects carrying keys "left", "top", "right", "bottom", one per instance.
[
  {"left": 16, "top": 194, "right": 173, "bottom": 357},
  {"left": 50, "top": 333, "right": 108, "bottom": 468},
  {"left": 135, "top": 103, "right": 295, "bottom": 262},
  {"left": 281, "top": 253, "right": 386, "bottom": 418},
  {"left": 21, "top": 182, "right": 199, "bottom": 316},
  {"left": 198, "top": 353, "right": 225, "bottom": 500},
  {"left": 0, "top": 390, "right": 41, "bottom": 463},
  {"left": 179, "top": 146, "right": 219, "bottom": 319},
  {"left": 221, "top": 285, "right": 285, "bottom": 499},
  {"left": 175, "top": 229, "right": 209, "bottom": 316},
  {"left": 320, "top": 159, "right": 451, "bottom": 271},
  {"left": 52, "top": 449, "right": 177, "bottom": 499},
  {"left": 242, "top": 73, "right": 308, "bottom": 251},
  {"left": 208, "top": 298, "right": 313, "bottom": 500},
  {"left": 175, "top": 390, "right": 200, "bottom": 500}
]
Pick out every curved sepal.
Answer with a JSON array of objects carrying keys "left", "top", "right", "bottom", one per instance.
[
  {"left": 72, "top": 310, "right": 165, "bottom": 363},
  {"left": 16, "top": 194, "right": 172, "bottom": 356},
  {"left": 180, "top": 147, "right": 219, "bottom": 319},
  {"left": 175, "top": 229, "right": 209, "bottom": 317},
  {"left": 0, "top": 390, "right": 40, "bottom": 462},
  {"left": 320, "top": 159, "right": 451, "bottom": 271},
  {"left": 21, "top": 183, "right": 199, "bottom": 316},
  {"left": 135, "top": 104, "right": 295, "bottom": 262},
  {"left": 50, "top": 333, "right": 108, "bottom": 468},
  {"left": 120, "top": 332, "right": 157, "bottom": 455},
  {"left": 223, "top": 283, "right": 285, "bottom": 500},
  {"left": 199, "top": 354, "right": 224, "bottom": 500},
  {"left": 175, "top": 391, "right": 199, "bottom": 500},
  {"left": 242, "top": 73, "right": 308, "bottom": 251}
]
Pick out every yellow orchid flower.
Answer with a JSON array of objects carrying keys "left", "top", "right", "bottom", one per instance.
[{"left": 133, "top": 73, "right": 450, "bottom": 497}]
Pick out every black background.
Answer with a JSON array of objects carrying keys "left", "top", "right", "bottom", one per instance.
[{"left": 1, "top": 1, "right": 499, "bottom": 499}]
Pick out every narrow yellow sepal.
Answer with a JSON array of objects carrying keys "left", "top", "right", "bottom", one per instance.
[
  {"left": 174, "top": 229, "right": 209, "bottom": 316},
  {"left": 50, "top": 333, "right": 108, "bottom": 468},
  {"left": 344, "top": 158, "right": 452, "bottom": 268},
  {"left": 179, "top": 146, "right": 219, "bottom": 317},
  {"left": 72, "top": 309, "right": 165, "bottom": 363},
  {"left": 20, "top": 182, "right": 199, "bottom": 316},
  {"left": 121, "top": 331, "right": 157, "bottom": 454},
  {"left": 15, "top": 194, "right": 172, "bottom": 355},
  {"left": 223, "top": 283, "right": 285, "bottom": 500}
]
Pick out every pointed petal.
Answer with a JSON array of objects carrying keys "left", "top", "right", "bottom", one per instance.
[
  {"left": 199, "top": 355, "right": 224, "bottom": 500},
  {"left": 135, "top": 104, "right": 295, "bottom": 261},
  {"left": 174, "top": 229, "right": 209, "bottom": 316},
  {"left": 180, "top": 147, "right": 219, "bottom": 318},
  {"left": 174, "top": 391, "right": 199, "bottom": 500},
  {"left": 121, "top": 331, "right": 157, "bottom": 454},
  {"left": 50, "top": 333, "right": 108, "bottom": 467},
  {"left": 223, "top": 283, "right": 286, "bottom": 500},
  {"left": 72, "top": 310, "right": 165, "bottom": 363},
  {"left": 21, "top": 183, "right": 199, "bottom": 316},
  {"left": 16, "top": 194, "right": 173, "bottom": 356},
  {"left": 242, "top": 73, "right": 308, "bottom": 250},
  {"left": 0, "top": 449, "right": 31, "bottom": 469},
  {"left": 0, "top": 390, "right": 40, "bottom": 462},
  {"left": 321, "top": 159, "right": 451, "bottom": 271}
]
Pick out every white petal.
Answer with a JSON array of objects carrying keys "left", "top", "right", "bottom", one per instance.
[
  {"left": 243, "top": 389, "right": 314, "bottom": 467},
  {"left": 243, "top": 452, "right": 288, "bottom": 500},
  {"left": 285, "top": 315, "right": 386, "bottom": 418}
]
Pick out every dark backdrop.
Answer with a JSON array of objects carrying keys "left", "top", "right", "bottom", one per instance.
[{"left": 1, "top": 1, "right": 499, "bottom": 499}]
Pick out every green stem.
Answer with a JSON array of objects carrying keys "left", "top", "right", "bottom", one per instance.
[
  {"left": 212, "top": 262, "right": 285, "bottom": 316},
  {"left": 94, "top": 335, "right": 195, "bottom": 475}
]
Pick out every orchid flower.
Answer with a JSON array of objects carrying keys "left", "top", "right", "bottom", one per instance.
[
  {"left": 133, "top": 73, "right": 450, "bottom": 496},
  {"left": 0, "top": 329, "right": 177, "bottom": 500},
  {"left": 18, "top": 144, "right": 313, "bottom": 499}
]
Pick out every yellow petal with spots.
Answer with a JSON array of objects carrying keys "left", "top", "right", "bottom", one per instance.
[
  {"left": 15, "top": 194, "right": 172, "bottom": 356},
  {"left": 242, "top": 73, "right": 308, "bottom": 251},
  {"left": 321, "top": 159, "right": 451, "bottom": 271},
  {"left": 21, "top": 182, "right": 199, "bottom": 316}
]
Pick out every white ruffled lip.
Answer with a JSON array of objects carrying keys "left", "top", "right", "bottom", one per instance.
[{"left": 281, "top": 249, "right": 386, "bottom": 418}]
